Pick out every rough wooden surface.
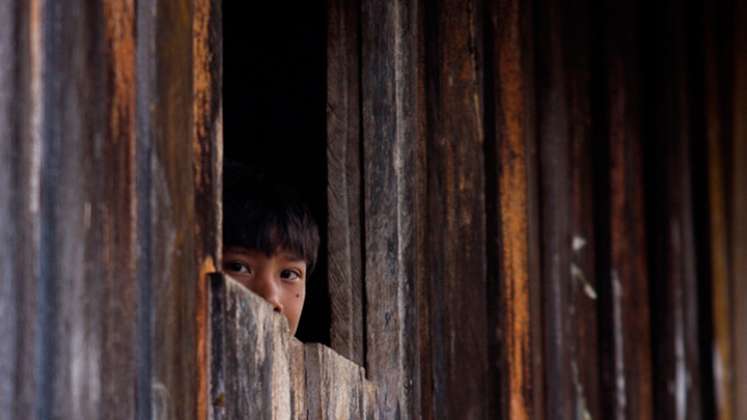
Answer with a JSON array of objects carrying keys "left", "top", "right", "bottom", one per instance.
[
  {"left": 327, "top": 0, "right": 365, "bottom": 366},
  {"left": 704, "top": 1, "right": 735, "bottom": 418},
  {"left": 422, "top": 1, "right": 491, "bottom": 418},
  {"left": 193, "top": 0, "right": 222, "bottom": 418},
  {"left": 306, "top": 344, "right": 372, "bottom": 420},
  {"left": 602, "top": 1, "right": 654, "bottom": 419},
  {"left": 209, "top": 274, "right": 377, "bottom": 420},
  {"left": 534, "top": 0, "right": 575, "bottom": 416},
  {"left": 209, "top": 274, "right": 292, "bottom": 419},
  {"left": 484, "top": 0, "right": 543, "bottom": 418},
  {"left": 0, "top": 0, "right": 41, "bottom": 417},
  {"left": 140, "top": 0, "right": 204, "bottom": 419},
  {"left": 0, "top": 1, "right": 141, "bottom": 418},
  {"left": 361, "top": 1, "right": 420, "bottom": 418}
]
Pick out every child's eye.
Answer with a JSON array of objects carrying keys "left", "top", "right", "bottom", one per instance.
[
  {"left": 224, "top": 261, "right": 251, "bottom": 275},
  {"left": 279, "top": 269, "right": 301, "bottom": 282}
]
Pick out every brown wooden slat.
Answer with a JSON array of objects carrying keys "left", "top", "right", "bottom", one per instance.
[
  {"left": 0, "top": 0, "right": 15, "bottom": 411},
  {"left": 193, "top": 1, "right": 222, "bottom": 418},
  {"left": 565, "top": 1, "right": 601, "bottom": 418},
  {"left": 422, "top": 0, "right": 490, "bottom": 417},
  {"left": 100, "top": 1, "right": 138, "bottom": 418},
  {"left": 602, "top": 1, "right": 654, "bottom": 419},
  {"left": 327, "top": 0, "right": 365, "bottom": 366},
  {"left": 0, "top": 1, "right": 139, "bottom": 418},
  {"left": 141, "top": 0, "right": 200, "bottom": 418},
  {"left": 0, "top": 0, "right": 44, "bottom": 417},
  {"left": 484, "top": 0, "right": 543, "bottom": 418},
  {"left": 361, "top": 0, "right": 420, "bottom": 417},
  {"left": 288, "top": 338, "right": 307, "bottom": 419},
  {"left": 534, "top": 0, "right": 575, "bottom": 416},
  {"left": 732, "top": 0, "right": 747, "bottom": 415},
  {"left": 704, "top": 0, "right": 735, "bottom": 417},
  {"left": 644, "top": 2, "right": 704, "bottom": 418},
  {"left": 305, "top": 343, "right": 369, "bottom": 419}
]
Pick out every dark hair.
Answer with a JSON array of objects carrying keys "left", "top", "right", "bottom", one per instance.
[{"left": 223, "top": 162, "right": 320, "bottom": 274}]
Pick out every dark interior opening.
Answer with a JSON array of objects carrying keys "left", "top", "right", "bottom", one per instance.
[{"left": 223, "top": 2, "right": 329, "bottom": 344}]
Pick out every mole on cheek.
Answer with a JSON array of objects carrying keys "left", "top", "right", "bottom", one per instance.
[{"left": 296, "top": 294, "right": 300, "bottom": 298}]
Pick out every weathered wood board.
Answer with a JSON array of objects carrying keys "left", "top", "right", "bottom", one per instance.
[
  {"left": 327, "top": 0, "right": 365, "bottom": 367},
  {"left": 209, "top": 274, "right": 378, "bottom": 420}
]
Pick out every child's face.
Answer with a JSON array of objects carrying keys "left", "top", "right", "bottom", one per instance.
[{"left": 222, "top": 246, "right": 307, "bottom": 335}]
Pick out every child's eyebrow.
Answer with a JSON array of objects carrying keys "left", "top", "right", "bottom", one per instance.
[{"left": 277, "top": 251, "right": 306, "bottom": 263}]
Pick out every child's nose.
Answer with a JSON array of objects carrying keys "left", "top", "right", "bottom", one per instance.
[{"left": 251, "top": 273, "right": 284, "bottom": 314}]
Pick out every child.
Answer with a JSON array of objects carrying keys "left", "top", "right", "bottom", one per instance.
[{"left": 222, "top": 162, "right": 320, "bottom": 335}]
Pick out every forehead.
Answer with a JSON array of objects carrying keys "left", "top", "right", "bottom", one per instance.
[{"left": 224, "top": 246, "right": 306, "bottom": 264}]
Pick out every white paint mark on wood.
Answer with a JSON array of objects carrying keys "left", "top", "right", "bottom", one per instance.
[
  {"left": 572, "top": 235, "right": 587, "bottom": 252},
  {"left": 611, "top": 270, "right": 627, "bottom": 417},
  {"left": 570, "top": 263, "right": 597, "bottom": 300}
]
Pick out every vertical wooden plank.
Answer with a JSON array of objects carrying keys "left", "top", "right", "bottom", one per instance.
[
  {"left": 135, "top": 0, "right": 156, "bottom": 416},
  {"left": 327, "top": 0, "right": 365, "bottom": 366},
  {"left": 565, "top": 1, "right": 601, "bottom": 418},
  {"left": 601, "top": 1, "right": 654, "bottom": 419},
  {"left": 534, "top": 0, "right": 574, "bottom": 417},
  {"left": 288, "top": 339, "right": 307, "bottom": 419},
  {"left": 704, "top": 0, "right": 734, "bottom": 418},
  {"left": 142, "top": 0, "right": 200, "bottom": 418},
  {"left": 36, "top": 1, "right": 138, "bottom": 417},
  {"left": 305, "top": 344, "right": 367, "bottom": 420},
  {"left": 484, "top": 0, "right": 543, "bottom": 418},
  {"left": 193, "top": 0, "right": 222, "bottom": 418},
  {"left": 0, "top": 0, "right": 15, "bottom": 412},
  {"left": 361, "top": 0, "right": 420, "bottom": 417},
  {"left": 0, "top": 0, "right": 48, "bottom": 417},
  {"left": 643, "top": 1, "right": 703, "bottom": 418},
  {"left": 2, "top": 1, "right": 139, "bottom": 417},
  {"left": 0, "top": 0, "right": 42, "bottom": 418},
  {"left": 100, "top": 1, "right": 138, "bottom": 418},
  {"left": 422, "top": 0, "right": 490, "bottom": 417},
  {"left": 731, "top": 0, "right": 747, "bottom": 416},
  {"left": 535, "top": 1, "right": 608, "bottom": 418},
  {"left": 208, "top": 274, "right": 227, "bottom": 420}
]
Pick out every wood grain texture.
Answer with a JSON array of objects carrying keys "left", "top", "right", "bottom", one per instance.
[
  {"left": 0, "top": 0, "right": 15, "bottom": 412},
  {"left": 422, "top": 0, "right": 490, "bottom": 417},
  {"left": 193, "top": 0, "right": 222, "bottom": 418},
  {"left": 0, "top": 1, "right": 140, "bottom": 418},
  {"left": 142, "top": 0, "right": 202, "bottom": 419},
  {"left": 305, "top": 343, "right": 370, "bottom": 420},
  {"left": 209, "top": 274, "right": 292, "bottom": 419},
  {"left": 209, "top": 274, "right": 378, "bottom": 420},
  {"left": 361, "top": 0, "right": 420, "bottom": 418},
  {"left": 534, "top": 0, "right": 574, "bottom": 417},
  {"left": 327, "top": 0, "right": 365, "bottom": 366},
  {"left": 484, "top": 0, "right": 543, "bottom": 418},
  {"left": 0, "top": 0, "right": 44, "bottom": 417},
  {"left": 704, "top": 0, "right": 734, "bottom": 417},
  {"left": 100, "top": 1, "right": 139, "bottom": 418},
  {"left": 602, "top": 1, "right": 654, "bottom": 419},
  {"left": 288, "top": 338, "right": 307, "bottom": 419}
]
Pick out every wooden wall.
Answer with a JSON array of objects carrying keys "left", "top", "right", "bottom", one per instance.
[
  {"left": 322, "top": 0, "right": 747, "bottom": 419},
  {"left": 1, "top": 0, "right": 745, "bottom": 419},
  {"left": 0, "top": 0, "right": 221, "bottom": 419}
]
